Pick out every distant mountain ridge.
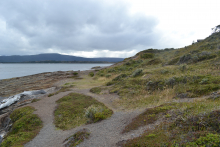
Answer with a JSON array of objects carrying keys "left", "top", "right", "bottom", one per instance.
[{"left": 0, "top": 53, "right": 124, "bottom": 63}]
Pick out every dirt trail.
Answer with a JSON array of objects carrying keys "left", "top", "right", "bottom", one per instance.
[{"left": 24, "top": 87, "right": 145, "bottom": 147}]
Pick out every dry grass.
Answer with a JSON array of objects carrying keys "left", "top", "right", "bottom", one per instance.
[{"left": 73, "top": 75, "right": 112, "bottom": 89}]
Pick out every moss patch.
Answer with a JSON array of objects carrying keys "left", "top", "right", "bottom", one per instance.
[
  {"left": 1, "top": 106, "right": 42, "bottom": 147},
  {"left": 54, "top": 93, "right": 113, "bottom": 130}
]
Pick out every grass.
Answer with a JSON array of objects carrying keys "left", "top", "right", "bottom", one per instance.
[
  {"left": 73, "top": 75, "right": 112, "bottom": 89},
  {"left": 120, "top": 97, "right": 220, "bottom": 146},
  {"left": 123, "top": 109, "right": 220, "bottom": 147},
  {"left": 54, "top": 93, "right": 113, "bottom": 130},
  {"left": 63, "top": 128, "right": 90, "bottom": 147},
  {"left": 1, "top": 106, "right": 42, "bottom": 147},
  {"left": 95, "top": 53, "right": 220, "bottom": 109},
  {"left": 122, "top": 103, "right": 177, "bottom": 133},
  {"left": 123, "top": 97, "right": 220, "bottom": 133}
]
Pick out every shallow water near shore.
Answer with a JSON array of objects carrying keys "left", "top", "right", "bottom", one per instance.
[{"left": 0, "top": 63, "right": 112, "bottom": 80}]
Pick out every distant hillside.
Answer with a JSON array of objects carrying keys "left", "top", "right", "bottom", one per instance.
[{"left": 0, "top": 53, "right": 124, "bottom": 63}]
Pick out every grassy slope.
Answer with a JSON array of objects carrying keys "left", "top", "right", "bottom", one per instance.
[{"left": 93, "top": 32, "right": 220, "bottom": 146}]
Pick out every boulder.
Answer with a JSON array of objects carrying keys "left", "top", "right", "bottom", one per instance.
[{"left": 32, "top": 90, "right": 46, "bottom": 95}]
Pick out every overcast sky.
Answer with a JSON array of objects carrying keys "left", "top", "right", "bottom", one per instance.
[{"left": 0, "top": 0, "right": 219, "bottom": 58}]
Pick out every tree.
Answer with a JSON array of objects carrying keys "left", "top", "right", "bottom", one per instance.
[{"left": 212, "top": 25, "right": 220, "bottom": 33}]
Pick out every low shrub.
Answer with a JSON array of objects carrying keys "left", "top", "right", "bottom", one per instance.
[
  {"left": 140, "top": 53, "right": 154, "bottom": 59},
  {"left": 107, "top": 68, "right": 116, "bottom": 73},
  {"left": 179, "top": 64, "right": 187, "bottom": 72},
  {"left": 90, "top": 87, "right": 102, "bottom": 94},
  {"left": 73, "top": 72, "right": 78, "bottom": 76},
  {"left": 132, "top": 69, "right": 143, "bottom": 77},
  {"left": 64, "top": 128, "right": 90, "bottom": 147},
  {"left": 85, "top": 105, "right": 112, "bottom": 123},
  {"left": 89, "top": 72, "right": 94, "bottom": 77},
  {"left": 146, "top": 80, "right": 164, "bottom": 91},
  {"left": 178, "top": 54, "right": 193, "bottom": 64},
  {"left": 112, "top": 74, "right": 127, "bottom": 81},
  {"left": 160, "top": 69, "right": 169, "bottom": 74},
  {"left": 168, "top": 57, "right": 180, "bottom": 65},
  {"left": 105, "top": 74, "right": 111, "bottom": 78},
  {"left": 106, "top": 81, "right": 115, "bottom": 86},
  {"left": 146, "top": 58, "right": 162, "bottom": 65}
]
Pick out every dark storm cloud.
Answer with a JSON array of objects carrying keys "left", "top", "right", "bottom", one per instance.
[{"left": 0, "top": 0, "right": 159, "bottom": 55}]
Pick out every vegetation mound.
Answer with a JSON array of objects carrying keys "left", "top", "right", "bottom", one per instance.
[
  {"left": 54, "top": 93, "right": 113, "bottom": 130},
  {"left": 1, "top": 106, "right": 42, "bottom": 147}
]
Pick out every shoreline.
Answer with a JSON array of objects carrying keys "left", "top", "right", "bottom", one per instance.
[{"left": 0, "top": 69, "right": 95, "bottom": 97}]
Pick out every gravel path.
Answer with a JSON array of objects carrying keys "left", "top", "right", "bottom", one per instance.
[{"left": 24, "top": 87, "right": 145, "bottom": 147}]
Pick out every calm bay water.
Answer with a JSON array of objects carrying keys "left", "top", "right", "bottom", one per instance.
[{"left": 0, "top": 63, "right": 112, "bottom": 80}]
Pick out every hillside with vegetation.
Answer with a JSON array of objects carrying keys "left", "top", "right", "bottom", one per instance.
[{"left": 91, "top": 31, "right": 220, "bottom": 146}]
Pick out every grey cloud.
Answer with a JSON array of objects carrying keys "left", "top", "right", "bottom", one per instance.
[{"left": 0, "top": 0, "right": 160, "bottom": 56}]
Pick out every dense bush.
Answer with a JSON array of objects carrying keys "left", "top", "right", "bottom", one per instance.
[{"left": 85, "top": 105, "right": 112, "bottom": 123}]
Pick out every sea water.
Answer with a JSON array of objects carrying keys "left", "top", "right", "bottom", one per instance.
[{"left": 0, "top": 63, "right": 112, "bottom": 80}]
